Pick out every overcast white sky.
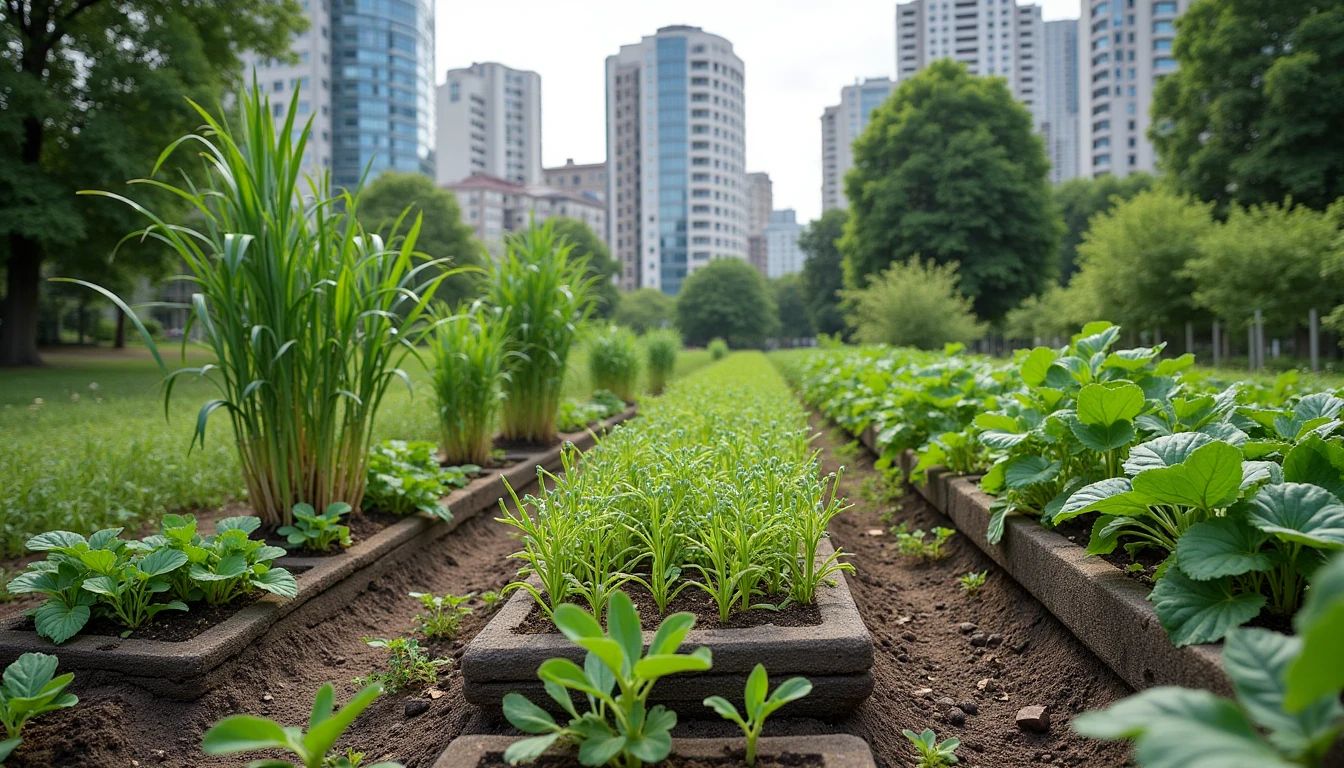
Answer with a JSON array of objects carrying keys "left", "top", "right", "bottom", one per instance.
[{"left": 435, "top": 1, "right": 1082, "bottom": 225}]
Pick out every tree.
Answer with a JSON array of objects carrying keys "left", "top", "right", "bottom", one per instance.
[
  {"left": 613, "top": 288, "right": 674, "bottom": 333},
  {"left": 841, "top": 257, "right": 985, "bottom": 350},
  {"left": 1152, "top": 0, "right": 1344, "bottom": 212},
  {"left": 798, "top": 208, "right": 848, "bottom": 337},
  {"left": 1052, "top": 173, "right": 1155, "bottom": 283},
  {"left": 1070, "top": 190, "right": 1215, "bottom": 333},
  {"left": 0, "top": 0, "right": 307, "bottom": 366},
  {"left": 770, "top": 274, "right": 813, "bottom": 340},
  {"left": 840, "top": 60, "right": 1059, "bottom": 320},
  {"left": 357, "top": 172, "right": 482, "bottom": 307},
  {"left": 549, "top": 217, "right": 620, "bottom": 319},
  {"left": 675, "top": 258, "right": 777, "bottom": 349}
]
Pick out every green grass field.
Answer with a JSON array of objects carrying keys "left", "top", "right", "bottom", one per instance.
[{"left": 0, "top": 341, "right": 710, "bottom": 558}]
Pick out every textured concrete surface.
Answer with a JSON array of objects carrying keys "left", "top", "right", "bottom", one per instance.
[
  {"left": 0, "top": 407, "right": 637, "bottom": 699},
  {"left": 434, "top": 734, "right": 877, "bottom": 768}
]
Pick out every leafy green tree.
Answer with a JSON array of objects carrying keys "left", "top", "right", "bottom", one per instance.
[
  {"left": 613, "top": 288, "right": 674, "bottom": 333},
  {"left": 841, "top": 256, "right": 985, "bottom": 349},
  {"left": 675, "top": 258, "right": 777, "bottom": 349},
  {"left": 1070, "top": 190, "right": 1215, "bottom": 333},
  {"left": 798, "top": 208, "right": 848, "bottom": 337},
  {"left": 1152, "top": 0, "right": 1344, "bottom": 211},
  {"left": 0, "top": 0, "right": 307, "bottom": 366},
  {"left": 358, "top": 172, "right": 482, "bottom": 307},
  {"left": 770, "top": 274, "right": 813, "bottom": 340},
  {"left": 841, "top": 60, "right": 1059, "bottom": 320},
  {"left": 1053, "top": 173, "right": 1155, "bottom": 283},
  {"left": 549, "top": 217, "right": 619, "bottom": 319}
]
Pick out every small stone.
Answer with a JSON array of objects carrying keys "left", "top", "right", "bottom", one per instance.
[
  {"left": 1040, "top": 753, "right": 1054, "bottom": 763},
  {"left": 913, "top": 688, "right": 933, "bottom": 697},
  {"left": 1012, "top": 638, "right": 1032, "bottom": 654},
  {"left": 262, "top": 694, "right": 274, "bottom": 702},
  {"left": 956, "top": 700, "right": 979, "bottom": 715},
  {"left": 977, "top": 678, "right": 998, "bottom": 693},
  {"left": 405, "top": 699, "right": 431, "bottom": 718},
  {"left": 987, "top": 633, "right": 1004, "bottom": 648},
  {"left": 1016, "top": 705, "right": 1051, "bottom": 733},
  {"left": 896, "top": 653, "right": 910, "bottom": 663},
  {"left": 969, "top": 633, "right": 988, "bottom": 647},
  {"left": 936, "top": 696, "right": 956, "bottom": 709},
  {"left": 880, "top": 638, "right": 892, "bottom": 648},
  {"left": 902, "top": 631, "right": 918, "bottom": 642},
  {"left": 945, "top": 706, "right": 967, "bottom": 726},
  {"left": 958, "top": 622, "right": 977, "bottom": 634},
  {"left": 896, "top": 615, "right": 913, "bottom": 624},
  {"left": 333, "top": 656, "right": 347, "bottom": 666},
  {"left": 934, "top": 602, "right": 946, "bottom": 610},
  {"left": 865, "top": 528, "right": 885, "bottom": 537}
]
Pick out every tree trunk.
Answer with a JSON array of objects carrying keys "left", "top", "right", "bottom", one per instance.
[
  {"left": 0, "top": 236, "right": 43, "bottom": 366},
  {"left": 114, "top": 310, "right": 126, "bottom": 349}
]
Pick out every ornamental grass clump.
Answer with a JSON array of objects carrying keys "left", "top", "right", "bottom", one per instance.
[
  {"left": 644, "top": 329, "right": 680, "bottom": 395},
  {"left": 431, "top": 304, "right": 513, "bottom": 466},
  {"left": 68, "top": 85, "right": 450, "bottom": 527},
  {"left": 488, "top": 222, "right": 597, "bottom": 444},
  {"left": 587, "top": 326, "right": 641, "bottom": 403}
]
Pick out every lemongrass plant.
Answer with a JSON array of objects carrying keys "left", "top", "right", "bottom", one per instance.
[
  {"left": 644, "top": 328, "right": 680, "bottom": 395},
  {"left": 587, "top": 325, "right": 641, "bottom": 403},
  {"left": 66, "top": 86, "right": 450, "bottom": 527},
  {"left": 431, "top": 303, "right": 513, "bottom": 466},
  {"left": 488, "top": 222, "right": 597, "bottom": 444}
]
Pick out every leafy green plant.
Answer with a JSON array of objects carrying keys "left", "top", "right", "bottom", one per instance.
[
  {"left": 896, "top": 528, "right": 955, "bottom": 561},
  {"left": 478, "top": 591, "right": 504, "bottom": 612},
  {"left": 500, "top": 590, "right": 712, "bottom": 767},
  {"left": 431, "top": 304, "right": 514, "bottom": 466},
  {"left": 279, "top": 503, "right": 353, "bottom": 552},
  {"left": 703, "top": 664, "right": 812, "bottom": 767},
  {"left": 79, "top": 546, "right": 190, "bottom": 632},
  {"left": 707, "top": 338, "right": 729, "bottom": 360},
  {"left": 0, "top": 653, "right": 79, "bottom": 763},
  {"left": 153, "top": 514, "right": 297, "bottom": 607},
  {"left": 7, "top": 529, "right": 119, "bottom": 642},
  {"left": 363, "top": 440, "right": 476, "bottom": 522},
  {"left": 957, "top": 571, "right": 987, "bottom": 597},
  {"left": 644, "top": 329, "right": 680, "bottom": 395},
  {"left": 69, "top": 84, "right": 450, "bottom": 529},
  {"left": 557, "top": 390, "right": 627, "bottom": 433},
  {"left": 902, "top": 728, "right": 960, "bottom": 767},
  {"left": 355, "top": 637, "right": 450, "bottom": 693},
  {"left": 202, "top": 682, "right": 401, "bottom": 768},
  {"left": 588, "top": 326, "right": 642, "bottom": 403},
  {"left": 409, "top": 591, "right": 474, "bottom": 640}
]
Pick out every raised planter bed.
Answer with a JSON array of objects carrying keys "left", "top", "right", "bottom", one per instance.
[
  {"left": 460, "top": 538, "right": 874, "bottom": 721},
  {"left": 433, "top": 734, "right": 877, "bottom": 768},
  {"left": 0, "top": 407, "right": 637, "bottom": 700},
  {"left": 855, "top": 425, "right": 1233, "bottom": 697}
]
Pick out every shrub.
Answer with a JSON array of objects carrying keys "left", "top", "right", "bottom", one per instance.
[
  {"left": 644, "top": 329, "right": 681, "bottom": 395},
  {"left": 708, "top": 338, "right": 729, "bottom": 360},
  {"left": 586, "top": 326, "right": 641, "bottom": 403},
  {"left": 675, "top": 258, "right": 778, "bottom": 348},
  {"left": 842, "top": 257, "right": 986, "bottom": 349},
  {"left": 431, "top": 304, "right": 512, "bottom": 466},
  {"left": 363, "top": 440, "right": 474, "bottom": 521},
  {"left": 614, "top": 287, "right": 674, "bottom": 333}
]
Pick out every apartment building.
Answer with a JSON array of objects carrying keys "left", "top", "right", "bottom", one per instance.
[
  {"left": 1043, "top": 19, "right": 1080, "bottom": 182},
  {"left": 437, "top": 62, "right": 542, "bottom": 186},
  {"left": 445, "top": 174, "right": 605, "bottom": 255},
  {"left": 543, "top": 159, "right": 607, "bottom": 203},
  {"left": 765, "top": 209, "right": 805, "bottom": 278},
  {"left": 819, "top": 77, "right": 897, "bottom": 211}
]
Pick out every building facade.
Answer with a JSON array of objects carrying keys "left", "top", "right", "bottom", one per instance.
[
  {"left": 543, "top": 159, "right": 606, "bottom": 202},
  {"left": 765, "top": 209, "right": 805, "bottom": 278},
  {"left": 820, "top": 77, "right": 897, "bottom": 212},
  {"left": 745, "top": 172, "right": 773, "bottom": 236},
  {"left": 437, "top": 62, "right": 542, "bottom": 186},
  {"left": 1042, "top": 20, "right": 1080, "bottom": 183},
  {"left": 445, "top": 174, "right": 606, "bottom": 255},
  {"left": 606, "top": 25, "right": 747, "bottom": 294},
  {"left": 241, "top": 0, "right": 333, "bottom": 175},
  {"left": 1078, "top": 0, "right": 1188, "bottom": 178}
]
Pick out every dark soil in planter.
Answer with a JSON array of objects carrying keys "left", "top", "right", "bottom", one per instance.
[
  {"left": 1052, "top": 516, "right": 1167, "bottom": 584},
  {"left": 493, "top": 434, "right": 561, "bottom": 453},
  {"left": 512, "top": 584, "right": 823, "bottom": 635},
  {"left": 475, "top": 750, "right": 822, "bottom": 768}
]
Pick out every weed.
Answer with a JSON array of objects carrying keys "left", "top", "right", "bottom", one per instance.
[
  {"left": 410, "top": 591, "right": 474, "bottom": 639},
  {"left": 896, "top": 527, "right": 956, "bottom": 561},
  {"left": 902, "top": 728, "right": 960, "bottom": 767},
  {"left": 957, "top": 571, "right": 987, "bottom": 597},
  {"left": 355, "top": 637, "right": 450, "bottom": 693}
]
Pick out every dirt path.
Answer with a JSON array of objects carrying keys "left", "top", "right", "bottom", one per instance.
[{"left": 9, "top": 415, "right": 1135, "bottom": 768}]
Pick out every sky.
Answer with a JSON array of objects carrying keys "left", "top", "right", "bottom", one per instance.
[{"left": 435, "top": 1, "right": 1082, "bottom": 225}]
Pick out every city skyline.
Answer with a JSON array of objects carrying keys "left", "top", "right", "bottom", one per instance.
[{"left": 436, "top": 0, "right": 1082, "bottom": 226}]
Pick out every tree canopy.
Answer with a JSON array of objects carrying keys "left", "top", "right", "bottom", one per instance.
[
  {"left": 770, "top": 274, "right": 813, "bottom": 340},
  {"left": 613, "top": 288, "right": 674, "bottom": 334},
  {"left": 549, "top": 217, "right": 620, "bottom": 319},
  {"left": 675, "top": 258, "right": 777, "bottom": 349},
  {"left": 798, "top": 208, "right": 848, "bottom": 338},
  {"left": 1052, "top": 173, "right": 1155, "bottom": 284},
  {"left": 840, "top": 59, "right": 1059, "bottom": 320}
]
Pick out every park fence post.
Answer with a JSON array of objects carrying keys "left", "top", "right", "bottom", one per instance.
[
  {"left": 1185, "top": 321, "right": 1194, "bottom": 356},
  {"left": 1212, "top": 322, "right": 1221, "bottom": 368},
  {"left": 1310, "top": 308, "right": 1320, "bottom": 372},
  {"left": 1249, "top": 322, "right": 1256, "bottom": 372},
  {"left": 1254, "top": 309, "right": 1265, "bottom": 371}
]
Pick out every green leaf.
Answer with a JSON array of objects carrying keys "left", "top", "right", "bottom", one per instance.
[
  {"left": 138, "top": 548, "right": 189, "bottom": 577},
  {"left": 744, "top": 664, "right": 767, "bottom": 719},
  {"left": 1150, "top": 568, "right": 1265, "bottom": 646},
  {"left": 302, "top": 683, "right": 383, "bottom": 758},
  {"left": 1071, "top": 420, "right": 1137, "bottom": 453},
  {"left": 1176, "top": 518, "right": 1274, "bottom": 580},
  {"left": 2, "top": 653, "right": 59, "bottom": 698},
  {"left": 34, "top": 601, "right": 90, "bottom": 644},
  {"left": 1020, "top": 347, "right": 1056, "bottom": 387},
  {"left": 1132, "top": 441, "right": 1244, "bottom": 511},
  {"left": 1293, "top": 392, "right": 1344, "bottom": 423},
  {"left": 702, "top": 695, "right": 744, "bottom": 725},
  {"left": 551, "top": 603, "right": 604, "bottom": 642},
  {"left": 762, "top": 676, "right": 813, "bottom": 716},
  {"left": 1123, "top": 433, "right": 1214, "bottom": 475},
  {"left": 1004, "top": 456, "right": 1060, "bottom": 490},
  {"left": 26, "top": 531, "right": 87, "bottom": 551},
  {"left": 0, "top": 738, "right": 21, "bottom": 763},
  {"left": 577, "top": 731, "right": 626, "bottom": 767},
  {"left": 625, "top": 730, "right": 673, "bottom": 763},
  {"left": 1085, "top": 515, "right": 1123, "bottom": 556},
  {"left": 1132, "top": 718, "right": 1298, "bottom": 768},
  {"left": 1072, "top": 686, "right": 1233, "bottom": 740},
  {"left": 538, "top": 659, "right": 605, "bottom": 698},
  {"left": 1055, "top": 478, "right": 1152, "bottom": 523},
  {"left": 1103, "top": 346, "right": 1161, "bottom": 371},
  {"left": 309, "top": 683, "right": 335, "bottom": 729},
  {"left": 201, "top": 715, "right": 294, "bottom": 755},
  {"left": 632, "top": 650, "right": 712, "bottom": 680},
  {"left": 1285, "top": 553, "right": 1344, "bottom": 712},
  {"left": 252, "top": 568, "right": 299, "bottom": 598},
  {"left": 504, "top": 733, "right": 560, "bottom": 765},
  {"left": 647, "top": 612, "right": 695, "bottom": 656},
  {"left": 573, "top": 638, "right": 626, "bottom": 681},
  {"left": 1154, "top": 354, "right": 1195, "bottom": 376},
  {"left": 1222, "top": 628, "right": 1343, "bottom": 758},
  {"left": 605, "top": 591, "right": 642, "bottom": 675},
  {"left": 1282, "top": 436, "right": 1344, "bottom": 502},
  {"left": 502, "top": 693, "right": 559, "bottom": 734},
  {"left": 1077, "top": 382, "right": 1145, "bottom": 426},
  {"left": 1243, "top": 482, "right": 1344, "bottom": 549}
]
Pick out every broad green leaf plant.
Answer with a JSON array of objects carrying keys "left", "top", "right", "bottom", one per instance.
[
  {"left": 0, "top": 653, "right": 79, "bottom": 763},
  {"left": 363, "top": 439, "right": 476, "bottom": 523},
  {"left": 703, "top": 664, "right": 813, "bottom": 767}
]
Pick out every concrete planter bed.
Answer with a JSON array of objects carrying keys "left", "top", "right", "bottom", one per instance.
[
  {"left": 855, "top": 424, "right": 1233, "bottom": 697},
  {"left": 0, "top": 407, "right": 637, "bottom": 700},
  {"left": 460, "top": 539, "right": 874, "bottom": 720},
  {"left": 433, "top": 734, "right": 877, "bottom": 768}
]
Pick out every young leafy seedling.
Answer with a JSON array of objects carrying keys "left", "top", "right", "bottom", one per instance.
[
  {"left": 355, "top": 637, "right": 451, "bottom": 693},
  {"left": 703, "top": 664, "right": 813, "bottom": 767},
  {"left": 409, "top": 591, "right": 474, "bottom": 639},
  {"left": 202, "top": 682, "right": 401, "bottom": 768},
  {"left": 478, "top": 591, "right": 503, "bottom": 612},
  {"left": 896, "top": 528, "right": 956, "bottom": 561},
  {"left": 0, "top": 653, "right": 79, "bottom": 762},
  {"left": 902, "top": 728, "right": 961, "bottom": 767},
  {"left": 278, "top": 502, "right": 353, "bottom": 552},
  {"left": 957, "top": 571, "right": 987, "bottom": 597}
]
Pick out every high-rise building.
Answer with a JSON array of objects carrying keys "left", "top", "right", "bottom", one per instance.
[
  {"left": 607, "top": 25, "right": 747, "bottom": 295},
  {"left": 1078, "top": 0, "right": 1188, "bottom": 178},
  {"left": 1042, "top": 20, "right": 1080, "bottom": 183},
  {"left": 445, "top": 174, "right": 606, "bottom": 254},
  {"left": 765, "top": 209, "right": 805, "bottom": 278},
  {"left": 437, "top": 62, "right": 542, "bottom": 186},
  {"left": 745, "top": 172, "right": 773, "bottom": 275},
  {"left": 241, "top": 1, "right": 333, "bottom": 175},
  {"left": 819, "top": 77, "right": 897, "bottom": 211},
  {"left": 544, "top": 159, "right": 606, "bottom": 202},
  {"left": 895, "top": 0, "right": 1045, "bottom": 129}
]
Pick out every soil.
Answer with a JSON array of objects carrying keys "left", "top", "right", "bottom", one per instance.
[
  {"left": 1051, "top": 517, "right": 1167, "bottom": 585},
  {"left": 4, "top": 411, "right": 1139, "bottom": 768},
  {"left": 477, "top": 749, "right": 821, "bottom": 768},
  {"left": 493, "top": 434, "right": 561, "bottom": 452},
  {"left": 512, "top": 584, "right": 823, "bottom": 634}
]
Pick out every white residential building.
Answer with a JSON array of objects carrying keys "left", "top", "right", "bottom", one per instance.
[
  {"left": 819, "top": 77, "right": 897, "bottom": 212},
  {"left": 1043, "top": 20, "right": 1080, "bottom": 183},
  {"left": 606, "top": 25, "right": 747, "bottom": 294},
  {"left": 241, "top": 0, "right": 333, "bottom": 175},
  {"left": 765, "top": 209, "right": 805, "bottom": 278},
  {"left": 1078, "top": 0, "right": 1188, "bottom": 178},
  {"left": 445, "top": 174, "right": 605, "bottom": 255},
  {"left": 544, "top": 159, "right": 606, "bottom": 202},
  {"left": 437, "top": 62, "right": 542, "bottom": 186},
  {"left": 745, "top": 172, "right": 773, "bottom": 274}
]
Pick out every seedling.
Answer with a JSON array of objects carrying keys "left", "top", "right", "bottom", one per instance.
[
  {"left": 957, "top": 571, "right": 987, "bottom": 597},
  {"left": 902, "top": 728, "right": 960, "bottom": 766},
  {"left": 410, "top": 591, "right": 474, "bottom": 639},
  {"left": 478, "top": 591, "right": 504, "bottom": 612},
  {"left": 278, "top": 502, "right": 353, "bottom": 552},
  {"left": 202, "top": 682, "right": 401, "bottom": 768},
  {"left": 355, "top": 638, "right": 451, "bottom": 693},
  {"left": 896, "top": 527, "right": 956, "bottom": 561},
  {"left": 0, "top": 653, "right": 79, "bottom": 762},
  {"left": 834, "top": 439, "right": 862, "bottom": 461},
  {"left": 704, "top": 664, "right": 813, "bottom": 767}
]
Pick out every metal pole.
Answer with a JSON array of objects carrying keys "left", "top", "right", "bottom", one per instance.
[
  {"left": 1185, "top": 322, "right": 1194, "bottom": 356},
  {"left": 1212, "top": 322, "right": 1221, "bottom": 368},
  {"left": 1249, "top": 322, "right": 1256, "bottom": 371},
  {"left": 1310, "top": 308, "right": 1320, "bottom": 372},
  {"left": 1254, "top": 309, "right": 1264, "bottom": 371}
]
